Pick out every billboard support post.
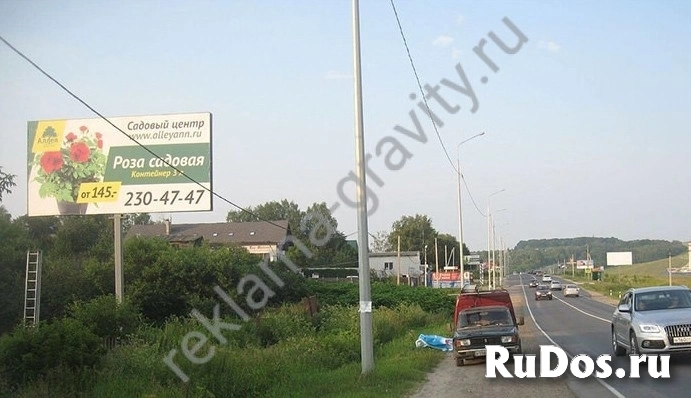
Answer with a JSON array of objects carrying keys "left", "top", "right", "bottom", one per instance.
[{"left": 113, "top": 214, "right": 123, "bottom": 304}]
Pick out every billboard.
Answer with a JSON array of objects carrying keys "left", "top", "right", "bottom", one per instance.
[
  {"left": 576, "top": 259, "right": 594, "bottom": 269},
  {"left": 431, "top": 271, "right": 463, "bottom": 288},
  {"left": 606, "top": 252, "right": 633, "bottom": 266},
  {"left": 27, "top": 112, "right": 212, "bottom": 216},
  {"left": 464, "top": 254, "right": 481, "bottom": 265}
]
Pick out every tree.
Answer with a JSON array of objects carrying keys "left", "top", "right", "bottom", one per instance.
[
  {"left": 0, "top": 166, "right": 16, "bottom": 203},
  {"left": 387, "top": 214, "right": 437, "bottom": 264},
  {"left": 436, "top": 233, "right": 460, "bottom": 266},
  {"left": 227, "top": 199, "right": 357, "bottom": 269},
  {"left": 122, "top": 212, "right": 152, "bottom": 233},
  {"left": 370, "top": 231, "right": 391, "bottom": 252},
  {"left": 14, "top": 215, "right": 61, "bottom": 251},
  {"left": 0, "top": 209, "right": 32, "bottom": 333},
  {"left": 226, "top": 199, "right": 302, "bottom": 232}
]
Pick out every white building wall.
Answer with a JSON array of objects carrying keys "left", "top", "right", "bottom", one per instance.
[{"left": 368, "top": 252, "right": 422, "bottom": 278}]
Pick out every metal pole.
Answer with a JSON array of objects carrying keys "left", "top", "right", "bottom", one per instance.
[
  {"left": 490, "top": 218, "right": 495, "bottom": 288},
  {"left": 457, "top": 154, "right": 464, "bottom": 288},
  {"left": 456, "top": 132, "right": 484, "bottom": 289},
  {"left": 113, "top": 214, "right": 124, "bottom": 304},
  {"left": 397, "top": 236, "right": 401, "bottom": 286},
  {"left": 424, "top": 244, "right": 428, "bottom": 287},
  {"left": 435, "top": 238, "right": 439, "bottom": 287},
  {"left": 352, "top": 0, "right": 373, "bottom": 373},
  {"left": 669, "top": 251, "right": 672, "bottom": 286},
  {"left": 487, "top": 207, "right": 491, "bottom": 289},
  {"left": 499, "top": 236, "right": 504, "bottom": 285}
]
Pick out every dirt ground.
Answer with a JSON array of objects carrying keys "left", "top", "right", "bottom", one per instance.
[{"left": 407, "top": 282, "right": 613, "bottom": 398}]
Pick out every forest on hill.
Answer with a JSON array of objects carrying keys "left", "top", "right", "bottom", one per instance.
[{"left": 508, "top": 237, "right": 687, "bottom": 271}]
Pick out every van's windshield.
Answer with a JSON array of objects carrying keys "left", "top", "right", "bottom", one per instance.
[{"left": 458, "top": 307, "right": 512, "bottom": 328}]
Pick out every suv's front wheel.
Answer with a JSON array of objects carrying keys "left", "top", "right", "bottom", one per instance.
[{"left": 629, "top": 331, "right": 640, "bottom": 355}]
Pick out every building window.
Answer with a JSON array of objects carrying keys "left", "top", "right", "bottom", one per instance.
[
  {"left": 384, "top": 261, "right": 394, "bottom": 270},
  {"left": 249, "top": 231, "right": 256, "bottom": 236},
  {"left": 228, "top": 232, "right": 234, "bottom": 236}
]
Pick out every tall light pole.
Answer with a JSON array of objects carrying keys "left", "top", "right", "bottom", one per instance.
[
  {"left": 351, "top": 0, "right": 373, "bottom": 374},
  {"left": 456, "top": 132, "right": 485, "bottom": 290},
  {"left": 424, "top": 244, "right": 428, "bottom": 287},
  {"left": 487, "top": 189, "right": 505, "bottom": 289},
  {"left": 492, "top": 211, "right": 507, "bottom": 288}
]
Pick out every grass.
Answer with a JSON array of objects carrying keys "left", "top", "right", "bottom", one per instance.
[
  {"left": 560, "top": 252, "right": 691, "bottom": 299},
  {"left": 5, "top": 305, "right": 452, "bottom": 398}
]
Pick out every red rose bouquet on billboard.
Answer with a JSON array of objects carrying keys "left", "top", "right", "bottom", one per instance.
[{"left": 32, "top": 125, "right": 106, "bottom": 204}]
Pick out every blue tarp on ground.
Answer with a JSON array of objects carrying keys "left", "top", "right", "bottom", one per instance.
[{"left": 415, "top": 334, "right": 453, "bottom": 352}]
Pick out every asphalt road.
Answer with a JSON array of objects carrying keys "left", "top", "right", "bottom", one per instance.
[{"left": 517, "top": 273, "right": 691, "bottom": 398}]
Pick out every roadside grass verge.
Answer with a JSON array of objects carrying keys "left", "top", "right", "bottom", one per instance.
[
  {"left": 5, "top": 304, "right": 451, "bottom": 398},
  {"left": 562, "top": 254, "right": 691, "bottom": 300}
]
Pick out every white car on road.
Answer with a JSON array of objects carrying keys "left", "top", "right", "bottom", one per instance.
[
  {"left": 542, "top": 274, "right": 552, "bottom": 283},
  {"left": 563, "top": 284, "right": 580, "bottom": 297}
]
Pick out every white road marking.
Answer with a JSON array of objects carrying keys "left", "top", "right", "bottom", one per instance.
[
  {"left": 519, "top": 275, "right": 626, "bottom": 398},
  {"left": 553, "top": 295, "right": 611, "bottom": 323}
]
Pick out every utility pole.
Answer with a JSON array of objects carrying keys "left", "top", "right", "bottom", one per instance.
[
  {"left": 487, "top": 208, "right": 491, "bottom": 289},
  {"left": 424, "top": 244, "right": 428, "bottom": 287},
  {"left": 456, "top": 132, "right": 484, "bottom": 289},
  {"left": 351, "top": 0, "right": 373, "bottom": 374},
  {"left": 113, "top": 214, "right": 124, "bottom": 304},
  {"left": 397, "top": 236, "right": 401, "bottom": 286},
  {"left": 668, "top": 251, "right": 672, "bottom": 286},
  {"left": 434, "top": 238, "right": 439, "bottom": 288}
]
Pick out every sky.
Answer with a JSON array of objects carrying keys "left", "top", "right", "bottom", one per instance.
[{"left": 1, "top": 0, "right": 690, "bottom": 251}]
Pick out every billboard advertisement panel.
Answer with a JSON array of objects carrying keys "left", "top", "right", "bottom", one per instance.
[
  {"left": 27, "top": 112, "right": 212, "bottom": 216},
  {"left": 606, "top": 251, "right": 633, "bottom": 266},
  {"left": 431, "top": 271, "right": 463, "bottom": 288}
]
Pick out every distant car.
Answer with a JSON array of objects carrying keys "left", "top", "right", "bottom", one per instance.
[
  {"left": 528, "top": 279, "right": 539, "bottom": 288},
  {"left": 542, "top": 274, "right": 552, "bottom": 283},
  {"left": 563, "top": 284, "right": 580, "bottom": 297},
  {"left": 550, "top": 280, "right": 562, "bottom": 291},
  {"left": 611, "top": 286, "right": 691, "bottom": 356},
  {"left": 535, "top": 285, "right": 553, "bottom": 301}
]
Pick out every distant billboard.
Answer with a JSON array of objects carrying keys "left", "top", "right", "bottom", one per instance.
[
  {"left": 576, "top": 259, "right": 593, "bottom": 270},
  {"left": 431, "top": 271, "right": 460, "bottom": 288},
  {"left": 464, "top": 254, "right": 481, "bottom": 265},
  {"left": 606, "top": 252, "right": 633, "bottom": 266},
  {"left": 27, "top": 112, "right": 212, "bottom": 216}
]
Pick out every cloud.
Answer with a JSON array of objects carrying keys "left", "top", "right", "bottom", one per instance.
[
  {"left": 452, "top": 48, "right": 462, "bottom": 60},
  {"left": 456, "top": 15, "right": 464, "bottom": 24},
  {"left": 433, "top": 35, "right": 454, "bottom": 47},
  {"left": 538, "top": 40, "right": 561, "bottom": 52},
  {"left": 324, "top": 70, "right": 351, "bottom": 80}
]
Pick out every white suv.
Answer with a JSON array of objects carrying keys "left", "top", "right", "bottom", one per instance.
[{"left": 542, "top": 274, "right": 552, "bottom": 283}]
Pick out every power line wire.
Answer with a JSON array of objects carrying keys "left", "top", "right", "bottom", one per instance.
[
  {"left": 389, "top": 0, "right": 459, "bottom": 175},
  {"left": 390, "top": 2, "right": 489, "bottom": 219},
  {"left": 461, "top": 174, "right": 487, "bottom": 217},
  {"left": 0, "top": 35, "right": 287, "bottom": 230}
]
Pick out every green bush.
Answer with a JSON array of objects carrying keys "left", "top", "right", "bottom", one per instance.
[
  {"left": 306, "top": 281, "right": 456, "bottom": 316},
  {"left": 0, "top": 318, "right": 103, "bottom": 387},
  {"left": 68, "top": 295, "right": 141, "bottom": 340},
  {"left": 249, "top": 304, "right": 315, "bottom": 347},
  {"left": 317, "top": 304, "right": 359, "bottom": 334}
]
